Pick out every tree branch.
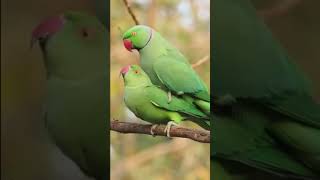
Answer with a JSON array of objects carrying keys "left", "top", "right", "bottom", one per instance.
[
  {"left": 122, "top": 0, "right": 140, "bottom": 25},
  {"left": 192, "top": 55, "right": 210, "bottom": 68},
  {"left": 111, "top": 121, "right": 210, "bottom": 143}
]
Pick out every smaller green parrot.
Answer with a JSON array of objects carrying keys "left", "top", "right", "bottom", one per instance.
[
  {"left": 122, "top": 25, "right": 210, "bottom": 115},
  {"left": 120, "top": 64, "right": 210, "bottom": 136}
]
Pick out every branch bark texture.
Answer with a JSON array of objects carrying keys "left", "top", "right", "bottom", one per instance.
[{"left": 111, "top": 121, "right": 210, "bottom": 143}]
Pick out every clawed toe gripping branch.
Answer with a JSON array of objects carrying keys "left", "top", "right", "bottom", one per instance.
[{"left": 111, "top": 121, "right": 210, "bottom": 143}]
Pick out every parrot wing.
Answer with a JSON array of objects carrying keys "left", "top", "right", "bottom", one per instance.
[
  {"left": 153, "top": 57, "right": 210, "bottom": 101},
  {"left": 144, "top": 86, "right": 208, "bottom": 119},
  {"left": 212, "top": 0, "right": 310, "bottom": 99},
  {"left": 264, "top": 94, "right": 320, "bottom": 128},
  {"left": 212, "top": 106, "right": 317, "bottom": 179},
  {"left": 211, "top": 0, "right": 320, "bottom": 178}
]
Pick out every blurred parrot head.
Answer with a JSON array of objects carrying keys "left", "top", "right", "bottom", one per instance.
[
  {"left": 122, "top": 25, "right": 152, "bottom": 51},
  {"left": 31, "top": 11, "right": 108, "bottom": 79},
  {"left": 120, "top": 64, "right": 152, "bottom": 86}
]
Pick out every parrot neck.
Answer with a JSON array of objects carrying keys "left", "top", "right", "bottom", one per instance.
[
  {"left": 125, "top": 83, "right": 151, "bottom": 89},
  {"left": 138, "top": 32, "right": 170, "bottom": 84},
  {"left": 45, "top": 53, "right": 107, "bottom": 81},
  {"left": 125, "top": 76, "right": 153, "bottom": 88},
  {"left": 139, "top": 28, "right": 153, "bottom": 50},
  {"left": 139, "top": 32, "right": 168, "bottom": 58}
]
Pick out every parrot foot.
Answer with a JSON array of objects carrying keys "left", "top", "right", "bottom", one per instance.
[
  {"left": 150, "top": 124, "right": 158, "bottom": 137},
  {"left": 164, "top": 121, "right": 178, "bottom": 137},
  {"left": 167, "top": 91, "right": 172, "bottom": 103}
]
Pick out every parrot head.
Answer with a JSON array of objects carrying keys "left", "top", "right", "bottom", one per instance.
[
  {"left": 120, "top": 64, "right": 152, "bottom": 86},
  {"left": 31, "top": 11, "right": 107, "bottom": 79},
  {"left": 122, "top": 25, "right": 152, "bottom": 51}
]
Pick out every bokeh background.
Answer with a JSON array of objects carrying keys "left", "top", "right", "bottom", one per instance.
[
  {"left": 110, "top": 0, "right": 210, "bottom": 179},
  {"left": 1, "top": 0, "right": 320, "bottom": 180}
]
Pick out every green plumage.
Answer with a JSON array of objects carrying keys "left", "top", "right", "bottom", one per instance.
[
  {"left": 122, "top": 25, "right": 210, "bottom": 114},
  {"left": 122, "top": 65, "right": 209, "bottom": 130},
  {"left": 36, "top": 11, "right": 108, "bottom": 180},
  {"left": 212, "top": 0, "right": 320, "bottom": 179}
]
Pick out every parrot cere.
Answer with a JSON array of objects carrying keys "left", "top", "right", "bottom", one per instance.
[
  {"left": 120, "top": 64, "right": 210, "bottom": 136},
  {"left": 211, "top": 0, "right": 320, "bottom": 179},
  {"left": 32, "top": 11, "right": 108, "bottom": 180},
  {"left": 122, "top": 25, "right": 210, "bottom": 115}
]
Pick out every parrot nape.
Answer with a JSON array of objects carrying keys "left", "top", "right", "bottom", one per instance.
[
  {"left": 212, "top": 0, "right": 320, "bottom": 179},
  {"left": 120, "top": 64, "right": 210, "bottom": 136},
  {"left": 32, "top": 11, "right": 108, "bottom": 180},
  {"left": 121, "top": 25, "right": 210, "bottom": 115}
]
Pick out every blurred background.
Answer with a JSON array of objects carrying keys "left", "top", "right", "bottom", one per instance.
[
  {"left": 1, "top": 0, "right": 320, "bottom": 180},
  {"left": 110, "top": 0, "right": 210, "bottom": 179}
]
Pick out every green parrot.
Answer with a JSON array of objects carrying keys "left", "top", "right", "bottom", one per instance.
[
  {"left": 120, "top": 64, "right": 210, "bottom": 136},
  {"left": 32, "top": 11, "right": 108, "bottom": 180},
  {"left": 212, "top": 0, "right": 320, "bottom": 179},
  {"left": 122, "top": 25, "right": 210, "bottom": 115}
]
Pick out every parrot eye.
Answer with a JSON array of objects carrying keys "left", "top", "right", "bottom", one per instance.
[
  {"left": 134, "top": 70, "right": 139, "bottom": 74},
  {"left": 81, "top": 28, "right": 89, "bottom": 38},
  {"left": 80, "top": 28, "right": 96, "bottom": 39},
  {"left": 131, "top": 32, "right": 137, "bottom": 36}
]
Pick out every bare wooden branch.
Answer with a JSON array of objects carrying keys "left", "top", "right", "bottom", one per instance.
[
  {"left": 257, "top": 0, "right": 301, "bottom": 19},
  {"left": 110, "top": 121, "right": 210, "bottom": 143},
  {"left": 192, "top": 55, "right": 210, "bottom": 68},
  {"left": 122, "top": 0, "right": 140, "bottom": 25}
]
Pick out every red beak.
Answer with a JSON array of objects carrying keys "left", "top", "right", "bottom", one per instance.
[
  {"left": 31, "top": 15, "right": 65, "bottom": 48},
  {"left": 123, "top": 39, "right": 133, "bottom": 51},
  {"left": 120, "top": 65, "right": 131, "bottom": 77}
]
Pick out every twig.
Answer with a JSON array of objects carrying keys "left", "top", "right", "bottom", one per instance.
[
  {"left": 122, "top": 0, "right": 140, "bottom": 25},
  {"left": 257, "top": 0, "right": 301, "bottom": 19},
  {"left": 110, "top": 121, "right": 210, "bottom": 143},
  {"left": 192, "top": 55, "right": 210, "bottom": 68}
]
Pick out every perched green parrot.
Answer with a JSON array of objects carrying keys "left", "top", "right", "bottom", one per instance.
[
  {"left": 32, "top": 11, "right": 108, "bottom": 180},
  {"left": 122, "top": 25, "right": 210, "bottom": 115},
  {"left": 120, "top": 64, "right": 210, "bottom": 136},
  {"left": 212, "top": 0, "right": 320, "bottom": 179}
]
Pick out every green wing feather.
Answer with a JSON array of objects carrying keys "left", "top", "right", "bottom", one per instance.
[
  {"left": 212, "top": 0, "right": 320, "bottom": 178},
  {"left": 144, "top": 86, "right": 208, "bottom": 119},
  {"left": 264, "top": 94, "right": 320, "bottom": 128},
  {"left": 212, "top": 0, "right": 319, "bottom": 127},
  {"left": 212, "top": 0, "right": 309, "bottom": 99},
  {"left": 212, "top": 105, "right": 317, "bottom": 179},
  {"left": 153, "top": 57, "right": 210, "bottom": 101}
]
